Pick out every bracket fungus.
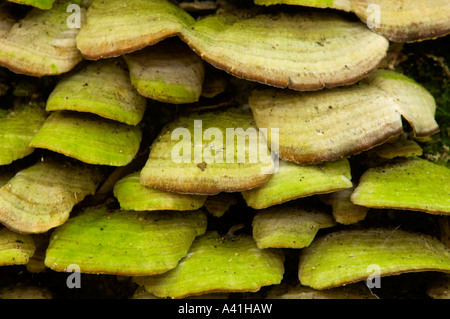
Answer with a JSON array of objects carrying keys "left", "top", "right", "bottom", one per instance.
[
  {"left": 249, "top": 70, "right": 439, "bottom": 164},
  {"left": 6, "top": 0, "right": 56, "bottom": 10},
  {"left": 298, "top": 228, "right": 450, "bottom": 290},
  {"left": 181, "top": 9, "right": 389, "bottom": 91},
  {"left": 123, "top": 40, "right": 205, "bottom": 104},
  {"left": 140, "top": 107, "right": 274, "bottom": 195},
  {"left": 76, "top": 0, "right": 196, "bottom": 60},
  {"left": 46, "top": 59, "right": 147, "bottom": 126},
  {"left": 0, "top": 0, "right": 448, "bottom": 300},
  {"left": 242, "top": 158, "right": 352, "bottom": 209},
  {"left": 320, "top": 187, "right": 369, "bottom": 225},
  {"left": 254, "top": 0, "right": 450, "bottom": 43},
  {"left": 45, "top": 207, "right": 207, "bottom": 276},
  {"left": 0, "top": 160, "right": 104, "bottom": 234},
  {"left": 351, "top": 157, "right": 450, "bottom": 215},
  {"left": 203, "top": 193, "right": 238, "bottom": 218},
  {"left": 0, "top": 227, "right": 35, "bottom": 266},
  {"left": 29, "top": 111, "right": 142, "bottom": 167},
  {"left": 137, "top": 231, "right": 285, "bottom": 298},
  {"left": 0, "top": 1, "right": 85, "bottom": 76},
  {"left": 113, "top": 171, "right": 207, "bottom": 212},
  {"left": 252, "top": 206, "right": 336, "bottom": 249},
  {"left": 0, "top": 104, "right": 47, "bottom": 165}
]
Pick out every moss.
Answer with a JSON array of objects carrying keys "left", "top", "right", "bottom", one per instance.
[{"left": 396, "top": 37, "right": 450, "bottom": 166}]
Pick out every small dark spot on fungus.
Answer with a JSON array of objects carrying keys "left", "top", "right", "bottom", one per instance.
[{"left": 197, "top": 162, "right": 207, "bottom": 171}]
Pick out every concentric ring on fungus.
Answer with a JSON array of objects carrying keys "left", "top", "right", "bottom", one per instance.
[
  {"left": 140, "top": 107, "right": 273, "bottom": 195},
  {"left": 254, "top": 0, "right": 450, "bottom": 43},
  {"left": 46, "top": 59, "right": 147, "bottom": 126},
  {"left": 298, "top": 228, "right": 450, "bottom": 290},
  {"left": 44, "top": 207, "right": 207, "bottom": 276},
  {"left": 138, "top": 231, "right": 285, "bottom": 299},
  {"left": 180, "top": 9, "right": 389, "bottom": 91},
  {"left": 0, "top": 1, "right": 85, "bottom": 76},
  {"left": 351, "top": 157, "right": 450, "bottom": 215},
  {"left": 249, "top": 70, "right": 439, "bottom": 164},
  {"left": 76, "top": 0, "right": 196, "bottom": 60}
]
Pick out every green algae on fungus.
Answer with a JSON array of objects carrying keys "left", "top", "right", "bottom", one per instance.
[
  {"left": 298, "top": 228, "right": 450, "bottom": 290},
  {"left": 140, "top": 107, "right": 273, "bottom": 195},
  {"left": 0, "top": 104, "right": 47, "bottom": 166},
  {"left": 0, "top": 227, "right": 35, "bottom": 266},
  {"left": 45, "top": 207, "right": 207, "bottom": 276},
  {"left": 113, "top": 171, "right": 207, "bottom": 212},
  {"left": 0, "top": 1, "right": 84, "bottom": 76},
  {"left": 138, "top": 231, "right": 285, "bottom": 298},
  {"left": 351, "top": 157, "right": 450, "bottom": 215},
  {"left": 242, "top": 159, "right": 352, "bottom": 209},
  {"left": 252, "top": 206, "right": 335, "bottom": 249},
  {"left": 369, "top": 135, "right": 423, "bottom": 160},
  {"left": 46, "top": 59, "right": 147, "bottom": 126},
  {"left": 29, "top": 111, "right": 142, "bottom": 167},
  {"left": 249, "top": 70, "right": 438, "bottom": 164},
  {"left": 124, "top": 39, "right": 205, "bottom": 104},
  {"left": 0, "top": 160, "right": 104, "bottom": 234},
  {"left": 7, "top": 0, "right": 55, "bottom": 10},
  {"left": 181, "top": 9, "right": 388, "bottom": 91},
  {"left": 76, "top": 0, "right": 196, "bottom": 60}
]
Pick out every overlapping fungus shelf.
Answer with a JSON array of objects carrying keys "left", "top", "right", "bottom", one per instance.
[{"left": 0, "top": 0, "right": 449, "bottom": 300}]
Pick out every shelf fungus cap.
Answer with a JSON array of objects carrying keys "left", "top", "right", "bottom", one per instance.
[
  {"left": 298, "top": 228, "right": 450, "bottom": 290},
  {"left": 254, "top": 0, "right": 450, "bottom": 42},
  {"left": 29, "top": 111, "right": 142, "bottom": 167},
  {"left": 113, "top": 171, "right": 207, "bottom": 212},
  {"left": 0, "top": 105, "right": 47, "bottom": 166},
  {"left": 252, "top": 206, "right": 336, "bottom": 249},
  {"left": 368, "top": 135, "right": 423, "bottom": 160},
  {"left": 249, "top": 70, "right": 439, "bottom": 164},
  {"left": 139, "top": 231, "right": 285, "bottom": 298},
  {"left": 76, "top": 0, "right": 196, "bottom": 60},
  {"left": 140, "top": 107, "right": 274, "bottom": 195},
  {"left": 363, "top": 69, "right": 440, "bottom": 138},
  {"left": 45, "top": 207, "right": 207, "bottom": 276},
  {"left": 242, "top": 159, "right": 352, "bottom": 209},
  {"left": 181, "top": 9, "right": 388, "bottom": 91},
  {"left": 320, "top": 187, "right": 368, "bottom": 225},
  {"left": 254, "top": 0, "right": 352, "bottom": 11},
  {"left": 6, "top": 0, "right": 55, "bottom": 10},
  {"left": 123, "top": 40, "right": 205, "bottom": 104},
  {"left": 350, "top": 0, "right": 450, "bottom": 43},
  {"left": 46, "top": 59, "right": 147, "bottom": 126},
  {"left": 203, "top": 193, "right": 238, "bottom": 218},
  {"left": 265, "top": 282, "right": 377, "bottom": 299},
  {"left": 0, "top": 2, "right": 85, "bottom": 76},
  {"left": 0, "top": 228, "right": 35, "bottom": 266},
  {"left": 351, "top": 157, "right": 450, "bottom": 215},
  {"left": 0, "top": 160, "right": 104, "bottom": 234}
]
